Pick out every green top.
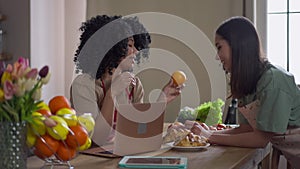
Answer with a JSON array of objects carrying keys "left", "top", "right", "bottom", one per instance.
[{"left": 238, "top": 63, "right": 300, "bottom": 133}]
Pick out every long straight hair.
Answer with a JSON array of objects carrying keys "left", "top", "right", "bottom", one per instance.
[{"left": 216, "top": 16, "right": 267, "bottom": 99}]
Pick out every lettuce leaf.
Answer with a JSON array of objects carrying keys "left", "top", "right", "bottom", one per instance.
[{"left": 194, "top": 98, "right": 224, "bottom": 126}]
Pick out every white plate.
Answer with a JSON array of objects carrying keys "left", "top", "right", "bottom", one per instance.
[{"left": 166, "top": 142, "right": 210, "bottom": 151}]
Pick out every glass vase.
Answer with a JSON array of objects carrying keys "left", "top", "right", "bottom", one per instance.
[{"left": 0, "top": 121, "right": 28, "bottom": 169}]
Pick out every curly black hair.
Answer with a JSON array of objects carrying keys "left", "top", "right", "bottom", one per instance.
[{"left": 74, "top": 15, "right": 151, "bottom": 79}]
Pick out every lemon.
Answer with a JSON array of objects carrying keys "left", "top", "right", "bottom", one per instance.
[
  {"left": 77, "top": 137, "right": 92, "bottom": 151},
  {"left": 78, "top": 113, "right": 95, "bottom": 135},
  {"left": 26, "top": 126, "right": 37, "bottom": 148},
  {"left": 56, "top": 108, "right": 78, "bottom": 126},
  {"left": 37, "top": 101, "right": 51, "bottom": 111},
  {"left": 30, "top": 112, "right": 46, "bottom": 136},
  {"left": 46, "top": 115, "right": 69, "bottom": 140}
]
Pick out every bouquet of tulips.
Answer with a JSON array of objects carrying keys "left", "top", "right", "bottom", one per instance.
[{"left": 0, "top": 57, "right": 50, "bottom": 122}]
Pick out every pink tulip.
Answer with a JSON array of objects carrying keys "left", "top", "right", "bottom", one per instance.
[
  {"left": 3, "top": 80, "right": 15, "bottom": 100},
  {"left": 26, "top": 68, "right": 38, "bottom": 79},
  {"left": 18, "top": 57, "right": 29, "bottom": 68},
  {"left": 6, "top": 64, "right": 13, "bottom": 73}
]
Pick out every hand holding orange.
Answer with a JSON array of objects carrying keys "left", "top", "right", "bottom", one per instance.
[{"left": 171, "top": 70, "right": 187, "bottom": 86}]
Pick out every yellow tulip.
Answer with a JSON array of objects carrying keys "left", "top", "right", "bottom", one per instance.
[
  {"left": 1, "top": 72, "right": 12, "bottom": 85},
  {"left": 0, "top": 88, "right": 4, "bottom": 102}
]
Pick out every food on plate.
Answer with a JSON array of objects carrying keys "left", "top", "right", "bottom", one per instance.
[
  {"left": 163, "top": 121, "right": 209, "bottom": 145},
  {"left": 171, "top": 70, "right": 186, "bottom": 86},
  {"left": 216, "top": 123, "right": 227, "bottom": 130},
  {"left": 163, "top": 127, "right": 190, "bottom": 143},
  {"left": 175, "top": 132, "right": 208, "bottom": 147},
  {"left": 209, "top": 123, "right": 231, "bottom": 131},
  {"left": 163, "top": 122, "right": 189, "bottom": 143}
]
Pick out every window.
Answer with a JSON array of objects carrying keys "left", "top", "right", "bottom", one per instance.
[{"left": 267, "top": 0, "right": 300, "bottom": 84}]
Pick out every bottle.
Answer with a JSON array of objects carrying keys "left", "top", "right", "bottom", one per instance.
[{"left": 224, "top": 98, "right": 238, "bottom": 124}]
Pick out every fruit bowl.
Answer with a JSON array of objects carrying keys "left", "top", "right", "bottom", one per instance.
[
  {"left": 28, "top": 114, "right": 94, "bottom": 169},
  {"left": 27, "top": 96, "right": 95, "bottom": 169}
]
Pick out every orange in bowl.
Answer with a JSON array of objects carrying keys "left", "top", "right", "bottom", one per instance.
[
  {"left": 37, "top": 109, "right": 52, "bottom": 117},
  {"left": 55, "top": 141, "right": 76, "bottom": 161},
  {"left": 65, "top": 125, "right": 89, "bottom": 148},
  {"left": 34, "top": 134, "right": 59, "bottom": 159},
  {"left": 49, "top": 95, "right": 71, "bottom": 114}
]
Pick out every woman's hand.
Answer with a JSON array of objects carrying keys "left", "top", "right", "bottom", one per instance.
[
  {"left": 158, "top": 79, "right": 185, "bottom": 104},
  {"left": 184, "top": 120, "right": 210, "bottom": 131},
  {"left": 111, "top": 71, "right": 136, "bottom": 97},
  {"left": 191, "top": 123, "right": 212, "bottom": 138}
]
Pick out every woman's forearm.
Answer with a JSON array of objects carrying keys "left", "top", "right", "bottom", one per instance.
[
  {"left": 208, "top": 130, "right": 273, "bottom": 148},
  {"left": 212, "top": 124, "right": 253, "bottom": 134},
  {"left": 100, "top": 89, "right": 115, "bottom": 126},
  {"left": 92, "top": 89, "right": 115, "bottom": 146}
]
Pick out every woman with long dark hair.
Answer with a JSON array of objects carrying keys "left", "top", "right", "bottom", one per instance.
[{"left": 192, "top": 16, "right": 300, "bottom": 168}]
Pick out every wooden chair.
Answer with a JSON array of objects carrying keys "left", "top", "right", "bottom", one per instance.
[{"left": 271, "top": 146, "right": 293, "bottom": 169}]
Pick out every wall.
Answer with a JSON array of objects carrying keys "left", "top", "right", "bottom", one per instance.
[
  {"left": 0, "top": 0, "right": 86, "bottom": 104},
  {"left": 0, "top": 0, "right": 262, "bottom": 122},
  {"left": 86, "top": 0, "right": 243, "bottom": 122},
  {"left": 30, "top": 0, "right": 86, "bottom": 103},
  {"left": 0, "top": 0, "right": 30, "bottom": 63}
]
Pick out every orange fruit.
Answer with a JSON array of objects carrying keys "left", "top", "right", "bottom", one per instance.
[
  {"left": 171, "top": 70, "right": 186, "bottom": 86},
  {"left": 34, "top": 134, "right": 59, "bottom": 159},
  {"left": 65, "top": 125, "right": 88, "bottom": 148},
  {"left": 37, "top": 109, "right": 52, "bottom": 117},
  {"left": 49, "top": 96, "right": 71, "bottom": 114},
  {"left": 55, "top": 141, "right": 76, "bottom": 161}
]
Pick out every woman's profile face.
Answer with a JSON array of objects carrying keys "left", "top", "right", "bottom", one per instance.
[
  {"left": 215, "top": 34, "right": 232, "bottom": 72},
  {"left": 118, "top": 37, "right": 138, "bottom": 72}
]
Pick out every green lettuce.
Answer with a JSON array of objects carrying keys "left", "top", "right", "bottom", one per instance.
[{"left": 194, "top": 98, "right": 224, "bottom": 126}]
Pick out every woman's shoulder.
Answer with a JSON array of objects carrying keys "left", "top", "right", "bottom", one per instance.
[
  {"left": 72, "top": 73, "right": 95, "bottom": 86},
  {"left": 258, "top": 63, "right": 296, "bottom": 91},
  {"left": 263, "top": 64, "right": 294, "bottom": 81}
]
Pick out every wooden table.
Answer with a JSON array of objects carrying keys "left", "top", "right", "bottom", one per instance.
[
  {"left": 27, "top": 143, "right": 270, "bottom": 169},
  {"left": 27, "top": 123, "right": 271, "bottom": 169}
]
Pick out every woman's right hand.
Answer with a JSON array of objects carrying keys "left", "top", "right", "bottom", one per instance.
[
  {"left": 111, "top": 71, "right": 135, "bottom": 97},
  {"left": 191, "top": 123, "right": 212, "bottom": 138}
]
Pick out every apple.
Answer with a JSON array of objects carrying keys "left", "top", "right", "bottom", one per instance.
[
  {"left": 56, "top": 108, "right": 78, "bottom": 126},
  {"left": 46, "top": 115, "right": 69, "bottom": 140},
  {"left": 78, "top": 113, "right": 95, "bottom": 134},
  {"left": 30, "top": 112, "right": 46, "bottom": 136}
]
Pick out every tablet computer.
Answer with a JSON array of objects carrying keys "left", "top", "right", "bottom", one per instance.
[{"left": 118, "top": 156, "right": 187, "bottom": 168}]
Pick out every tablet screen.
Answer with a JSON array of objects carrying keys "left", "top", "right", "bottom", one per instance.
[{"left": 126, "top": 157, "right": 181, "bottom": 165}]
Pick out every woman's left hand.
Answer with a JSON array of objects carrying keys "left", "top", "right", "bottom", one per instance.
[{"left": 158, "top": 79, "right": 185, "bottom": 104}]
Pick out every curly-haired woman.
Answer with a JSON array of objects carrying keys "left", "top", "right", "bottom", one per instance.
[{"left": 70, "top": 15, "right": 183, "bottom": 146}]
